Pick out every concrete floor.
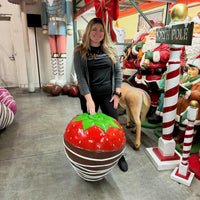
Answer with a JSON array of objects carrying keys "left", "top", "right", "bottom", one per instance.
[{"left": 0, "top": 88, "right": 200, "bottom": 200}]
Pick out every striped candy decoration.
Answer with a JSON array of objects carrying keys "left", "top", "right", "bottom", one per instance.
[
  {"left": 181, "top": 121, "right": 194, "bottom": 166},
  {"left": 0, "top": 102, "right": 14, "bottom": 130},
  {"left": 0, "top": 86, "right": 17, "bottom": 115},
  {"left": 162, "top": 48, "right": 183, "bottom": 140},
  {"left": 181, "top": 102, "right": 198, "bottom": 168},
  {"left": 170, "top": 102, "right": 198, "bottom": 186}
]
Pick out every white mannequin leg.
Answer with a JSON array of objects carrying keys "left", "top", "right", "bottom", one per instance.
[
  {"left": 56, "top": 53, "right": 67, "bottom": 87},
  {"left": 49, "top": 53, "right": 59, "bottom": 85}
]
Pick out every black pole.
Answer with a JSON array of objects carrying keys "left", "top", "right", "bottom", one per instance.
[
  {"left": 129, "top": 0, "right": 153, "bottom": 28},
  {"left": 34, "top": 27, "right": 41, "bottom": 88}
]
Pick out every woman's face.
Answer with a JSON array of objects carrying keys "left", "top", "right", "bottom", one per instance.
[
  {"left": 188, "top": 66, "right": 199, "bottom": 78},
  {"left": 89, "top": 23, "right": 104, "bottom": 46}
]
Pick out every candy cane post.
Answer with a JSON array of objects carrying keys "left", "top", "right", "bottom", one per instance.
[
  {"left": 146, "top": 4, "right": 194, "bottom": 170},
  {"left": 171, "top": 100, "right": 198, "bottom": 186}
]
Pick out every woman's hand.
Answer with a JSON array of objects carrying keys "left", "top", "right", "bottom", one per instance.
[
  {"left": 110, "top": 95, "right": 120, "bottom": 109},
  {"left": 85, "top": 94, "right": 95, "bottom": 115}
]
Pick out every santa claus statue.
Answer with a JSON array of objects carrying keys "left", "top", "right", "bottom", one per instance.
[{"left": 130, "top": 22, "right": 170, "bottom": 121}]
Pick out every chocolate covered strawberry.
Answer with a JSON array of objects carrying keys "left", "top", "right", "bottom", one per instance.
[
  {"left": 64, "top": 113, "right": 126, "bottom": 151},
  {"left": 63, "top": 113, "right": 126, "bottom": 181}
]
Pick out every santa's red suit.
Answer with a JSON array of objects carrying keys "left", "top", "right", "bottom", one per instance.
[
  {"left": 130, "top": 36, "right": 170, "bottom": 105},
  {"left": 135, "top": 43, "right": 170, "bottom": 83}
]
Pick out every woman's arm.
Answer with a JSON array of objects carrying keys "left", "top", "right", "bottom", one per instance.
[
  {"left": 111, "top": 58, "right": 122, "bottom": 109},
  {"left": 114, "top": 58, "right": 123, "bottom": 89},
  {"left": 74, "top": 51, "right": 90, "bottom": 96},
  {"left": 84, "top": 94, "right": 95, "bottom": 115},
  {"left": 74, "top": 51, "right": 95, "bottom": 115}
]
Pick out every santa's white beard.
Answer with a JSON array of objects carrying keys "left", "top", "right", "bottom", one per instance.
[
  {"left": 142, "top": 36, "right": 160, "bottom": 53},
  {"left": 185, "top": 35, "right": 200, "bottom": 61}
]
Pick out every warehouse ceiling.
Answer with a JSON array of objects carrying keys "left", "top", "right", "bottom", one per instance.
[{"left": 74, "top": 0, "right": 177, "bottom": 16}]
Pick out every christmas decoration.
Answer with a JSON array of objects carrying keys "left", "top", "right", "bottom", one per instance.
[
  {"left": 0, "top": 86, "right": 17, "bottom": 130},
  {"left": 64, "top": 113, "right": 126, "bottom": 181},
  {"left": 171, "top": 100, "right": 198, "bottom": 186},
  {"left": 94, "top": 0, "right": 119, "bottom": 42}
]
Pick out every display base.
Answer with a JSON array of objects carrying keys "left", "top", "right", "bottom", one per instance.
[
  {"left": 171, "top": 167, "right": 194, "bottom": 186},
  {"left": 145, "top": 147, "right": 181, "bottom": 171},
  {"left": 188, "top": 153, "right": 200, "bottom": 180}
]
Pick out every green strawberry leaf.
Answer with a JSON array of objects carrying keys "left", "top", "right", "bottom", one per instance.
[
  {"left": 82, "top": 119, "right": 95, "bottom": 130},
  {"left": 72, "top": 113, "right": 120, "bottom": 132},
  {"left": 95, "top": 120, "right": 108, "bottom": 133}
]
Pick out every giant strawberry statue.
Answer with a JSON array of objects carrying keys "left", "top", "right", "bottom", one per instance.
[{"left": 64, "top": 113, "right": 126, "bottom": 181}]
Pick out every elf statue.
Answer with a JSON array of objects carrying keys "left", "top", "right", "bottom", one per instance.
[
  {"left": 175, "top": 58, "right": 200, "bottom": 144},
  {"left": 173, "top": 13, "right": 200, "bottom": 143},
  {"left": 42, "top": 0, "right": 73, "bottom": 87}
]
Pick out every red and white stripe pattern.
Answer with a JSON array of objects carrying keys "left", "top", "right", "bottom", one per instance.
[
  {"left": 0, "top": 87, "right": 17, "bottom": 115},
  {"left": 181, "top": 106, "right": 198, "bottom": 166},
  {"left": 0, "top": 102, "right": 14, "bottom": 130},
  {"left": 162, "top": 48, "right": 182, "bottom": 140}
]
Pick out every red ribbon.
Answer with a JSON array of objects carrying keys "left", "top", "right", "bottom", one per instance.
[{"left": 94, "top": 0, "right": 119, "bottom": 42}]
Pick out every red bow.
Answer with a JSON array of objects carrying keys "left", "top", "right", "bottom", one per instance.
[{"left": 94, "top": 0, "right": 119, "bottom": 42}]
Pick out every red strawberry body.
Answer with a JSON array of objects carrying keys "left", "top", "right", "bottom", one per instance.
[{"left": 64, "top": 113, "right": 126, "bottom": 151}]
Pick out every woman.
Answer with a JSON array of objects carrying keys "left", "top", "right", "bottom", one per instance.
[{"left": 74, "top": 18, "right": 128, "bottom": 172}]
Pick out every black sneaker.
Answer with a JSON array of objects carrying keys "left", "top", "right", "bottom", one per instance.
[{"left": 118, "top": 155, "right": 128, "bottom": 172}]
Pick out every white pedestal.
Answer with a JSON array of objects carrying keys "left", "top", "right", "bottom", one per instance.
[
  {"left": 158, "top": 137, "right": 176, "bottom": 156},
  {"left": 145, "top": 147, "right": 181, "bottom": 171},
  {"left": 171, "top": 167, "right": 195, "bottom": 186}
]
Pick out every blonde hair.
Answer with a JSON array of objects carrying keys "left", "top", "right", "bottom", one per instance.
[{"left": 74, "top": 18, "right": 117, "bottom": 63}]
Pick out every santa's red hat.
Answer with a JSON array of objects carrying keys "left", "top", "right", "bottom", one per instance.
[{"left": 149, "top": 21, "right": 165, "bottom": 31}]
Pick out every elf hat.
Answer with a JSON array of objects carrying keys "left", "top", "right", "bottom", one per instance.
[{"left": 187, "top": 58, "right": 200, "bottom": 69}]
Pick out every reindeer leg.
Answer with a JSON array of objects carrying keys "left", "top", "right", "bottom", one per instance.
[
  {"left": 128, "top": 106, "right": 141, "bottom": 150},
  {"left": 126, "top": 108, "right": 132, "bottom": 128},
  {"left": 133, "top": 120, "right": 141, "bottom": 150}
]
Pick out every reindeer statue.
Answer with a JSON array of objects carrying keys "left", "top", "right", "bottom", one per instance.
[{"left": 119, "top": 80, "right": 151, "bottom": 150}]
